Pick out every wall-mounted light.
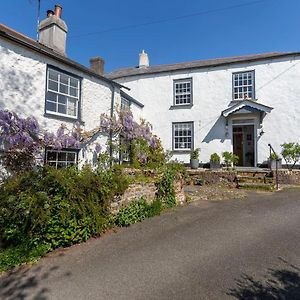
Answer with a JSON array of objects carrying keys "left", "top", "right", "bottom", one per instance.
[
  {"left": 259, "top": 128, "right": 265, "bottom": 136},
  {"left": 225, "top": 125, "right": 229, "bottom": 137}
]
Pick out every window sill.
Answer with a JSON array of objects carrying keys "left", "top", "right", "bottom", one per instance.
[
  {"left": 169, "top": 104, "right": 193, "bottom": 110},
  {"left": 44, "top": 113, "right": 85, "bottom": 125},
  {"left": 172, "top": 150, "right": 192, "bottom": 154}
]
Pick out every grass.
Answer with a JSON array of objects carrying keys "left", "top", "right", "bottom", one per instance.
[{"left": 0, "top": 243, "right": 48, "bottom": 273}]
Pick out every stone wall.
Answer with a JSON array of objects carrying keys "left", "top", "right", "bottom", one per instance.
[
  {"left": 276, "top": 169, "right": 300, "bottom": 184},
  {"left": 110, "top": 177, "right": 186, "bottom": 214},
  {"left": 187, "top": 169, "right": 237, "bottom": 185}
]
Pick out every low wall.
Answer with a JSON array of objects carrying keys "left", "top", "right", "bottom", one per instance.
[
  {"left": 110, "top": 174, "right": 186, "bottom": 214},
  {"left": 187, "top": 169, "right": 237, "bottom": 185},
  {"left": 276, "top": 169, "right": 300, "bottom": 184}
]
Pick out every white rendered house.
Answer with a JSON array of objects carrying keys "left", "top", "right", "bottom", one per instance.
[
  {"left": 107, "top": 51, "right": 300, "bottom": 167},
  {"left": 0, "top": 5, "right": 143, "bottom": 169}
]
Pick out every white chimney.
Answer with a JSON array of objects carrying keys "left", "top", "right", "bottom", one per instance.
[
  {"left": 38, "top": 4, "right": 68, "bottom": 56},
  {"left": 139, "top": 50, "right": 149, "bottom": 68}
]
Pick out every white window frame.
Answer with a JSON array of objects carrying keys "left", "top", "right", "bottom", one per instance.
[
  {"left": 45, "top": 149, "right": 78, "bottom": 168},
  {"left": 121, "top": 97, "right": 131, "bottom": 111},
  {"left": 45, "top": 66, "right": 81, "bottom": 119},
  {"left": 232, "top": 70, "right": 255, "bottom": 100},
  {"left": 172, "top": 122, "right": 194, "bottom": 151},
  {"left": 173, "top": 78, "right": 193, "bottom": 106}
]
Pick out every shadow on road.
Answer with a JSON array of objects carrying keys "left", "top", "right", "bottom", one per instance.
[
  {"left": 0, "top": 253, "right": 72, "bottom": 300},
  {"left": 228, "top": 258, "right": 300, "bottom": 300}
]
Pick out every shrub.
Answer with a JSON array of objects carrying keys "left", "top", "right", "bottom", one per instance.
[
  {"left": 156, "top": 167, "right": 177, "bottom": 208},
  {"left": 0, "top": 166, "right": 129, "bottom": 251},
  {"left": 270, "top": 152, "right": 279, "bottom": 160},
  {"left": 210, "top": 153, "right": 220, "bottom": 163},
  {"left": 281, "top": 142, "right": 300, "bottom": 170},
  {"left": 222, "top": 151, "right": 239, "bottom": 169},
  {"left": 190, "top": 148, "right": 200, "bottom": 160},
  {"left": 114, "top": 198, "right": 162, "bottom": 227}
]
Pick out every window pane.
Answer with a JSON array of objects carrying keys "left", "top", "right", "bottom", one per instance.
[
  {"left": 59, "top": 83, "right": 68, "bottom": 94},
  {"left": 49, "top": 69, "right": 59, "bottom": 81},
  {"left": 46, "top": 101, "right": 56, "bottom": 112},
  {"left": 70, "top": 87, "right": 78, "bottom": 97},
  {"left": 67, "top": 152, "right": 76, "bottom": 162},
  {"left": 48, "top": 80, "right": 58, "bottom": 91},
  {"left": 58, "top": 104, "right": 67, "bottom": 114},
  {"left": 70, "top": 77, "right": 78, "bottom": 87},
  {"left": 67, "top": 98, "right": 77, "bottom": 116},
  {"left": 60, "top": 73, "right": 69, "bottom": 85},
  {"left": 46, "top": 91, "right": 57, "bottom": 102},
  {"left": 47, "top": 151, "right": 57, "bottom": 161},
  {"left": 58, "top": 152, "right": 66, "bottom": 161},
  {"left": 58, "top": 94, "right": 67, "bottom": 104}
]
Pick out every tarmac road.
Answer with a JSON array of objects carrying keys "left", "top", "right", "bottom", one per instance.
[{"left": 1, "top": 188, "right": 300, "bottom": 300}]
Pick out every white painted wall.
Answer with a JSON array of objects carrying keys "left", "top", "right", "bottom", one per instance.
[
  {"left": 115, "top": 56, "right": 300, "bottom": 165},
  {"left": 0, "top": 37, "right": 122, "bottom": 166}
]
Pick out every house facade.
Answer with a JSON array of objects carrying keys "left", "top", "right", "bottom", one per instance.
[
  {"left": 107, "top": 52, "right": 300, "bottom": 167},
  {"left": 0, "top": 5, "right": 143, "bottom": 169}
]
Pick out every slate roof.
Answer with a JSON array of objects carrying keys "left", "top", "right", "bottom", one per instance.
[
  {"left": 106, "top": 52, "right": 300, "bottom": 79},
  {"left": 0, "top": 23, "right": 124, "bottom": 89}
]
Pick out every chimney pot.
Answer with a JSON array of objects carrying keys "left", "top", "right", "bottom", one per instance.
[
  {"left": 139, "top": 50, "right": 149, "bottom": 68},
  {"left": 54, "top": 4, "right": 62, "bottom": 18},
  {"left": 47, "top": 10, "right": 54, "bottom": 17},
  {"left": 90, "top": 57, "right": 105, "bottom": 75}
]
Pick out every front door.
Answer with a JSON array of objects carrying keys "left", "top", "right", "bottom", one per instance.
[{"left": 233, "top": 128, "right": 243, "bottom": 166}]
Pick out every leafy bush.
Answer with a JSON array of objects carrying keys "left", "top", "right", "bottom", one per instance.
[
  {"left": 222, "top": 151, "right": 239, "bottom": 169},
  {"left": 210, "top": 153, "right": 220, "bottom": 163},
  {"left": 0, "top": 166, "right": 129, "bottom": 251},
  {"left": 114, "top": 198, "right": 162, "bottom": 227},
  {"left": 270, "top": 152, "right": 279, "bottom": 160},
  {"left": 156, "top": 167, "right": 177, "bottom": 208},
  {"left": 281, "top": 142, "right": 300, "bottom": 170},
  {"left": 190, "top": 148, "right": 200, "bottom": 160}
]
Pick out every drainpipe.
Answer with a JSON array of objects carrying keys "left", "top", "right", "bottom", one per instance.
[{"left": 109, "top": 84, "right": 115, "bottom": 166}]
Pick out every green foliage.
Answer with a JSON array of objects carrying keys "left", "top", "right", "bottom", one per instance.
[
  {"left": 210, "top": 153, "right": 221, "bottom": 163},
  {"left": 190, "top": 148, "right": 200, "bottom": 160},
  {"left": 0, "top": 166, "right": 129, "bottom": 252},
  {"left": 270, "top": 152, "right": 279, "bottom": 160},
  {"left": 222, "top": 151, "right": 239, "bottom": 168},
  {"left": 156, "top": 166, "right": 177, "bottom": 208},
  {"left": 130, "top": 137, "right": 167, "bottom": 169},
  {"left": 281, "top": 142, "right": 300, "bottom": 170},
  {"left": 114, "top": 198, "right": 162, "bottom": 227},
  {"left": 0, "top": 242, "right": 48, "bottom": 272}
]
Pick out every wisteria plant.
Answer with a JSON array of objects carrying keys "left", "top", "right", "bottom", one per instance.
[{"left": 0, "top": 110, "right": 82, "bottom": 173}]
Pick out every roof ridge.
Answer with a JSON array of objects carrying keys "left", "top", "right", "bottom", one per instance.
[{"left": 106, "top": 51, "right": 298, "bottom": 79}]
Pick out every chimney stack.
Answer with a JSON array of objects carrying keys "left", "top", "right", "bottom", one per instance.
[
  {"left": 38, "top": 4, "right": 68, "bottom": 56},
  {"left": 139, "top": 50, "right": 149, "bottom": 68},
  {"left": 90, "top": 57, "right": 105, "bottom": 75}
]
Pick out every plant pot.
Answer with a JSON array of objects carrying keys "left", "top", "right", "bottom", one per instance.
[
  {"left": 190, "top": 159, "right": 199, "bottom": 169},
  {"left": 269, "top": 159, "right": 282, "bottom": 170},
  {"left": 210, "top": 161, "right": 220, "bottom": 170}
]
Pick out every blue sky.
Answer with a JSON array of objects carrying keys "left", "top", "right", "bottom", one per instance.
[{"left": 1, "top": 0, "right": 299, "bottom": 72}]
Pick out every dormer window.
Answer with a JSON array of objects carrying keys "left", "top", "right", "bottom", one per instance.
[{"left": 233, "top": 71, "right": 255, "bottom": 100}]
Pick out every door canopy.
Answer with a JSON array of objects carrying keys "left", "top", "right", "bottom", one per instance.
[{"left": 221, "top": 100, "right": 273, "bottom": 123}]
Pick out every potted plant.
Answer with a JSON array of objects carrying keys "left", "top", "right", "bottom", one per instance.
[
  {"left": 190, "top": 148, "right": 200, "bottom": 169},
  {"left": 210, "top": 153, "right": 221, "bottom": 169},
  {"left": 222, "top": 151, "right": 239, "bottom": 170},
  {"left": 269, "top": 152, "right": 282, "bottom": 170}
]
